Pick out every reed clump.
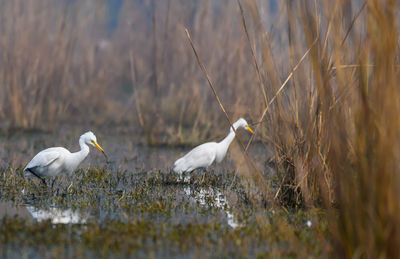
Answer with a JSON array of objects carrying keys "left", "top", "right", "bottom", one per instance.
[{"left": 240, "top": 0, "right": 400, "bottom": 257}]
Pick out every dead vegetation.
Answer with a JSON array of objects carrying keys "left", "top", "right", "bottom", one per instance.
[{"left": 237, "top": 0, "right": 400, "bottom": 257}]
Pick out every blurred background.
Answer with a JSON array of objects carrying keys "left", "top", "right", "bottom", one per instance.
[{"left": 0, "top": 0, "right": 275, "bottom": 144}]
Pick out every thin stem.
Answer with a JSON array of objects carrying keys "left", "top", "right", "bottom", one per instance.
[
  {"left": 245, "top": 37, "right": 318, "bottom": 152},
  {"left": 184, "top": 28, "right": 268, "bottom": 196}
]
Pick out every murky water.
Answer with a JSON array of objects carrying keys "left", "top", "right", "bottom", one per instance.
[
  {"left": 0, "top": 128, "right": 271, "bottom": 225},
  {"left": 0, "top": 127, "right": 272, "bottom": 173},
  {"left": 0, "top": 169, "right": 260, "bottom": 257},
  {"left": 26, "top": 206, "right": 88, "bottom": 224},
  {"left": 183, "top": 186, "right": 242, "bottom": 228},
  {"left": 2, "top": 186, "right": 240, "bottom": 228},
  {"left": 0, "top": 129, "right": 320, "bottom": 258}
]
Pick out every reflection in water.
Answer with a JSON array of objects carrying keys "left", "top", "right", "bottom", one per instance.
[
  {"left": 0, "top": 201, "right": 32, "bottom": 220},
  {"left": 26, "top": 206, "right": 87, "bottom": 224},
  {"left": 177, "top": 174, "right": 191, "bottom": 184},
  {"left": 0, "top": 201, "right": 87, "bottom": 224},
  {"left": 306, "top": 220, "right": 312, "bottom": 227},
  {"left": 184, "top": 187, "right": 242, "bottom": 228}
]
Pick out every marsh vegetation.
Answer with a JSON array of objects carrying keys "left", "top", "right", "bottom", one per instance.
[
  {"left": 0, "top": 166, "right": 324, "bottom": 258},
  {"left": 1, "top": 0, "right": 400, "bottom": 258}
]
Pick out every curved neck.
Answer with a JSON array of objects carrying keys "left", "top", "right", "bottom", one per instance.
[
  {"left": 214, "top": 130, "right": 236, "bottom": 163},
  {"left": 71, "top": 139, "right": 90, "bottom": 166},
  {"left": 219, "top": 130, "right": 235, "bottom": 147}
]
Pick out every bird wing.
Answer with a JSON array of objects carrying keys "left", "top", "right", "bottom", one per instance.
[
  {"left": 174, "top": 142, "right": 217, "bottom": 173},
  {"left": 24, "top": 147, "right": 63, "bottom": 170}
]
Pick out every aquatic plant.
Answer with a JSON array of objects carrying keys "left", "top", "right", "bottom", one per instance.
[{"left": 0, "top": 168, "right": 323, "bottom": 258}]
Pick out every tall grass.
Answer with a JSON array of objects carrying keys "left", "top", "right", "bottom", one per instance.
[
  {"left": 0, "top": 0, "right": 261, "bottom": 145},
  {"left": 240, "top": 0, "right": 400, "bottom": 257},
  {"left": 0, "top": 0, "right": 111, "bottom": 130}
]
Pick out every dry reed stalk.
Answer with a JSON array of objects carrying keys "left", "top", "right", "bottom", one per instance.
[
  {"left": 245, "top": 38, "right": 318, "bottom": 152},
  {"left": 237, "top": 0, "right": 268, "bottom": 107},
  {"left": 285, "top": 0, "right": 400, "bottom": 256},
  {"left": 129, "top": 51, "right": 144, "bottom": 128},
  {"left": 184, "top": 27, "right": 270, "bottom": 198}
]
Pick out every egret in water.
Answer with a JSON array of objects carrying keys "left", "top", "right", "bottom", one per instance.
[
  {"left": 173, "top": 118, "right": 254, "bottom": 181},
  {"left": 24, "top": 131, "right": 107, "bottom": 185}
]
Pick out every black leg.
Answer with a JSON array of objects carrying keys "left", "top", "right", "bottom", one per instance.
[
  {"left": 26, "top": 168, "right": 47, "bottom": 186},
  {"left": 51, "top": 178, "right": 56, "bottom": 189}
]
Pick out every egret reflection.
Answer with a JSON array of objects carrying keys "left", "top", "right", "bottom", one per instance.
[
  {"left": 26, "top": 206, "right": 88, "bottom": 224},
  {"left": 184, "top": 187, "right": 242, "bottom": 228}
]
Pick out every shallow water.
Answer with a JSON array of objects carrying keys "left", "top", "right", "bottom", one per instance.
[
  {"left": 0, "top": 127, "right": 272, "bottom": 173},
  {"left": 26, "top": 206, "right": 88, "bottom": 224},
  {"left": 0, "top": 128, "right": 270, "bottom": 228},
  {"left": 0, "top": 129, "right": 321, "bottom": 258},
  {"left": 184, "top": 186, "right": 242, "bottom": 228},
  {"left": 1, "top": 180, "right": 242, "bottom": 228}
]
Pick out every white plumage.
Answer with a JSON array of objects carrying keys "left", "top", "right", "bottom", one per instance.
[
  {"left": 24, "top": 131, "right": 107, "bottom": 184},
  {"left": 173, "top": 118, "right": 254, "bottom": 176}
]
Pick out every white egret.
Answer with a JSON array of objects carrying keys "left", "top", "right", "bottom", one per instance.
[
  {"left": 173, "top": 118, "right": 254, "bottom": 180},
  {"left": 24, "top": 131, "right": 107, "bottom": 185}
]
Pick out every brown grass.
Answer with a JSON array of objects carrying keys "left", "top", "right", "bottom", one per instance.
[
  {"left": 242, "top": 0, "right": 400, "bottom": 257},
  {"left": 0, "top": 0, "right": 261, "bottom": 141}
]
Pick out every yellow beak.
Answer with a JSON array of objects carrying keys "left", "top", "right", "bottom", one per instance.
[
  {"left": 92, "top": 141, "right": 108, "bottom": 160},
  {"left": 245, "top": 125, "right": 254, "bottom": 134}
]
